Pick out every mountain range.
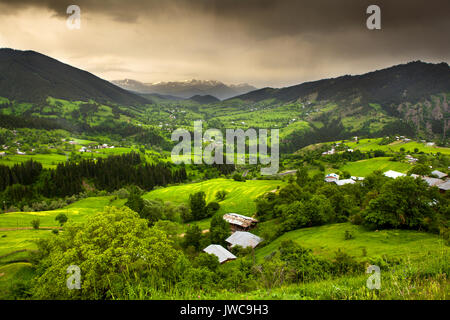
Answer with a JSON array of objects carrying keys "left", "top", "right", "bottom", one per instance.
[
  {"left": 0, "top": 49, "right": 148, "bottom": 105},
  {"left": 112, "top": 79, "right": 257, "bottom": 100},
  {"left": 0, "top": 48, "right": 448, "bottom": 146}
]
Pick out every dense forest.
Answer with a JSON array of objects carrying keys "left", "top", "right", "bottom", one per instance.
[{"left": 0, "top": 153, "right": 187, "bottom": 208}]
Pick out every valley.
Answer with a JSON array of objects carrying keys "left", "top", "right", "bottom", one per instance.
[{"left": 0, "top": 49, "right": 448, "bottom": 301}]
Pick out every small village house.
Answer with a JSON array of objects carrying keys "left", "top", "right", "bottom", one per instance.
[
  {"left": 203, "top": 244, "right": 237, "bottom": 264},
  {"left": 223, "top": 213, "right": 258, "bottom": 232},
  {"left": 225, "top": 231, "right": 263, "bottom": 249}
]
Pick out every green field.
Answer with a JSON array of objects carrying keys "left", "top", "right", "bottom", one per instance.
[
  {"left": 338, "top": 157, "right": 412, "bottom": 176},
  {"left": 0, "top": 196, "right": 125, "bottom": 229},
  {"left": 255, "top": 223, "right": 448, "bottom": 262},
  {"left": 143, "top": 178, "right": 285, "bottom": 216},
  {"left": 345, "top": 138, "right": 450, "bottom": 155},
  {"left": 0, "top": 153, "right": 69, "bottom": 169}
]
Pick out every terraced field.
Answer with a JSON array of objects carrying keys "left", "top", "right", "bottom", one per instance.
[{"left": 144, "top": 178, "right": 286, "bottom": 216}]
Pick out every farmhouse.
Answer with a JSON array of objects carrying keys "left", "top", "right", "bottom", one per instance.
[
  {"left": 324, "top": 173, "right": 339, "bottom": 183},
  {"left": 226, "top": 231, "right": 263, "bottom": 249},
  {"left": 203, "top": 244, "right": 236, "bottom": 264},
  {"left": 384, "top": 170, "right": 406, "bottom": 179},
  {"left": 431, "top": 170, "right": 447, "bottom": 179},
  {"left": 422, "top": 177, "right": 444, "bottom": 187},
  {"left": 438, "top": 181, "right": 450, "bottom": 193},
  {"left": 335, "top": 179, "right": 355, "bottom": 186},
  {"left": 223, "top": 213, "right": 258, "bottom": 231}
]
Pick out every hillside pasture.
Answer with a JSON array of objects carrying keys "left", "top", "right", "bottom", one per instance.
[
  {"left": 143, "top": 178, "right": 285, "bottom": 216},
  {"left": 255, "top": 222, "right": 448, "bottom": 263},
  {"left": 338, "top": 157, "right": 412, "bottom": 176}
]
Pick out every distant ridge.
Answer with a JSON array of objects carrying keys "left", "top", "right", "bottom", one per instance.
[
  {"left": 113, "top": 78, "right": 257, "bottom": 100},
  {"left": 231, "top": 61, "right": 450, "bottom": 106},
  {"left": 0, "top": 48, "right": 149, "bottom": 105},
  {"left": 189, "top": 94, "right": 220, "bottom": 104}
]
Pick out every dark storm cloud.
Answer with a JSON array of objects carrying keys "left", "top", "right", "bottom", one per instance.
[
  {"left": 0, "top": 0, "right": 448, "bottom": 87},
  {"left": 1, "top": 0, "right": 449, "bottom": 30}
]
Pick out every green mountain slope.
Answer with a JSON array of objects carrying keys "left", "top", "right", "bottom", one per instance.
[{"left": 0, "top": 48, "right": 149, "bottom": 105}]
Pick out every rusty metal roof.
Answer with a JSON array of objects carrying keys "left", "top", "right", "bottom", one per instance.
[{"left": 223, "top": 213, "right": 258, "bottom": 228}]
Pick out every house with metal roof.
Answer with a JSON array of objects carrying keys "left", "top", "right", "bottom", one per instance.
[
  {"left": 203, "top": 244, "right": 237, "bottom": 264},
  {"left": 383, "top": 170, "right": 406, "bottom": 179},
  {"left": 223, "top": 213, "right": 258, "bottom": 231},
  {"left": 335, "top": 179, "right": 356, "bottom": 186},
  {"left": 422, "top": 177, "right": 444, "bottom": 187},
  {"left": 226, "top": 231, "right": 263, "bottom": 249},
  {"left": 431, "top": 170, "right": 448, "bottom": 179},
  {"left": 438, "top": 180, "right": 450, "bottom": 193}
]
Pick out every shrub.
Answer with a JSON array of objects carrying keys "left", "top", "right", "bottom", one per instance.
[
  {"left": 206, "top": 201, "right": 220, "bottom": 216},
  {"left": 215, "top": 190, "right": 228, "bottom": 202},
  {"left": 344, "top": 230, "right": 354, "bottom": 240},
  {"left": 232, "top": 172, "right": 245, "bottom": 182},
  {"left": 55, "top": 213, "right": 68, "bottom": 226},
  {"left": 116, "top": 188, "right": 130, "bottom": 199},
  {"left": 31, "top": 219, "right": 40, "bottom": 230}
]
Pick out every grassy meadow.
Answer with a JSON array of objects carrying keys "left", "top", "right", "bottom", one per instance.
[
  {"left": 338, "top": 157, "right": 412, "bottom": 176},
  {"left": 143, "top": 178, "right": 285, "bottom": 216}
]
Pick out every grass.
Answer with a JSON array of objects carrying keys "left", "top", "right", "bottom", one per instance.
[
  {"left": 255, "top": 223, "right": 448, "bottom": 263},
  {"left": 143, "top": 178, "right": 285, "bottom": 216},
  {"left": 0, "top": 196, "right": 126, "bottom": 261},
  {"left": 0, "top": 196, "right": 124, "bottom": 229},
  {"left": 338, "top": 157, "right": 412, "bottom": 176},
  {"left": 346, "top": 138, "right": 450, "bottom": 155},
  {"left": 0, "top": 153, "right": 68, "bottom": 169},
  {"left": 0, "top": 230, "right": 53, "bottom": 256}
]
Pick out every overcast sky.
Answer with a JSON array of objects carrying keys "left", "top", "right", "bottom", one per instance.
[{"left": 0, "top": 0, "right": 448, "bottom": 88}]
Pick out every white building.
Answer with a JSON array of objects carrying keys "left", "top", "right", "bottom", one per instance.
[
  {"left": 383, "top": 170, "right": 406, "bottom": 179},
  {"left": 431, "top": 170, "right": 447, "bottom": 179},
  {"left": 324, "top": 173, "right": 339, "bottom": 183},
  {"left": 203, "top": 245, "right": 236, "bottom": 264},
  {"left": 226, "top": 231, "right": 263, "bottom": 249},
  {"left": 336, "top": 179, "right": 356, "bottom": 186}
]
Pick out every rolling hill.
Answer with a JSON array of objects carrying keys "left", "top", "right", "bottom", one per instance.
[
  {"left": 0, "top": 48, "right": 149, "bottom": 105},
  {"left": 233, "top": 61, "right": 450, "bottom": 106}
]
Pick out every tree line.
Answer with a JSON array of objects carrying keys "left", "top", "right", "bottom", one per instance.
[{"left": 0, "top": 152, "right": 187, "bottom": 208}]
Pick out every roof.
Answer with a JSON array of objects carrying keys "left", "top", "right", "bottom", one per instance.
[
  {"left": 438, "top": 180, "right": 450, "bottom": 191},
  {"left": 325, "top": 173, "right": 339, "bottom": 178},
  {"left": 226, "top": 231, "right": 263, "bottom": 249},
  {"left": 203, "top": 245, "right": 237, "bottom": 264},
  {"left": 335, "top": 179, "right": 356, "bottom": 186},
  {"left": 431, "top": 170, "right": 448, "bottom": 179},
  {"left": 384, "top": 170, "right": 406, "bottom": 179},
  {"left": 223, "top": 213, "right": 258, "bottom": 228},
  {"left": 422, "top": 177, "right": 444, "bottom": 187}
]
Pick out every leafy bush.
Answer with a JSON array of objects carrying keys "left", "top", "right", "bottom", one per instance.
[
  {"left": 55, "top": 213, "right": 68, "bottom": 226},
  {"left": 215, "top": 190, "right": 228, "bottom": 202},
  {"left": 31, "top": 218, "right": 40, "bottom": 230}
]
